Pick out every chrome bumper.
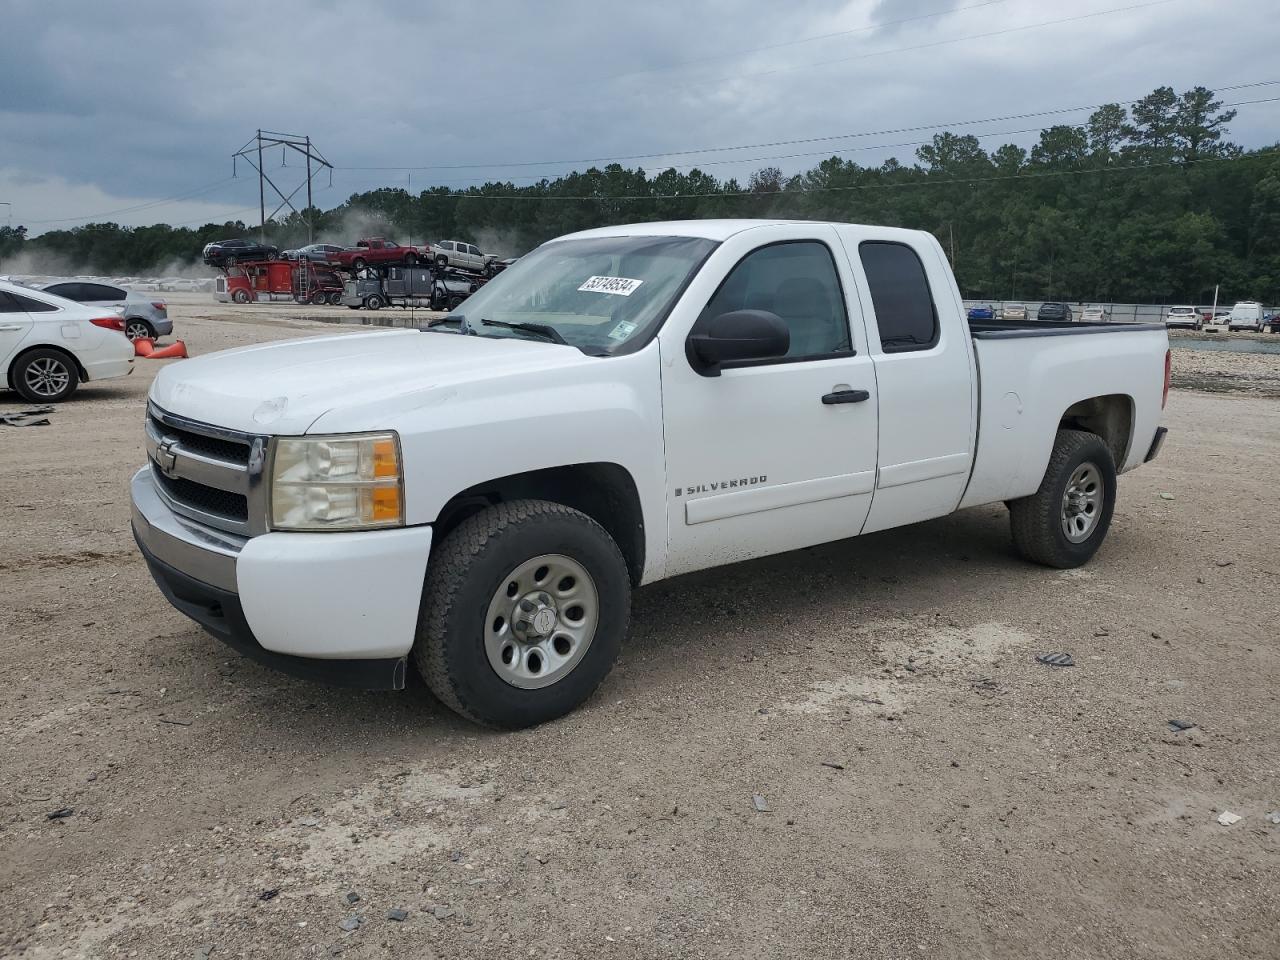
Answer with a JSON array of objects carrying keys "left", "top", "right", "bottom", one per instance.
[{"left": 130, "top": 467, "right": 245, "bottom": 592}]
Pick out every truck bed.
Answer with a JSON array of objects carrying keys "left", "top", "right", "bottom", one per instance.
[{"left": 969, "top": 319, "right": 1166, "bottom": 338}]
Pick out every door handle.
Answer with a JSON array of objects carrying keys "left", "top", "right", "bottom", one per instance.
[
  {"left": 0, "top": 323, "right": 25, "bottom": 331},
  {"left": 821, "top": 389, "right": 870, "bottom": 405}
]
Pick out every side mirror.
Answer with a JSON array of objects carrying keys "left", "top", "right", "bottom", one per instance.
[{"left": 687, "top": 309, "right": 789, "bottom": 376}]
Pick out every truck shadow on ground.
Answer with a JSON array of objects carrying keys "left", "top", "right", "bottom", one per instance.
[{"left": 153, "top": 501, "right": 1077, "bottom": 745}]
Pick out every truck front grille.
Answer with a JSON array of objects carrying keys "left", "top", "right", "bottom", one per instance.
[{"left": 145, "top": 403, "right": 267, "bottom": 537}]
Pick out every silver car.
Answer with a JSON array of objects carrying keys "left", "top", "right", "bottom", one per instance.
[
  {"left": 433, "top": 240, "right": 497, "bottom": 275},
  {"left": 39, "top": 281, "right": 173, "bottom": 341}
]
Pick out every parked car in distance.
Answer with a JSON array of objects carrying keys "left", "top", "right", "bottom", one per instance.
[
  {"left": 1226, "top": 301, "right": 1264, "bottom": 332},
  {"left": 282, "top": 244, "right": 346, "bottom": 263},
  {"left": 1037, "top": 302, "right": 1074, "bottom": 322},
  {"left": 434, "top": 240, "right": 498, "bottom": 275},
  {"left": 202, "top": 238, "right": 279, "bottom": 267},
  {"left": 330, "top": 238, "right": 425, "bottom": 271},
  {"left": 1164, "top": 305, "right": 1198, "bottom": 330},
  {"left": 38, "top": 280, "right": 172, "bottom": 341},
  {"left": 966, "top": 304, "right": 995, "bottom": 321},
  {"left": 130, "top": 218, "right": 1171, "bottom": 728},
  {"left": 1001, "top": 303, "right": 1028, "bottom": 320},
  {"left": 1080, "top": 306, "right": 1111, "bottom": 324},
  {"left": 1, "top": 279, "right": 134, "bottom": 402}
]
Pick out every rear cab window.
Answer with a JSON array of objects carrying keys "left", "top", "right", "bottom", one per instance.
[{"left": 858, "top": 241, "right": 939, "bottom": 352}]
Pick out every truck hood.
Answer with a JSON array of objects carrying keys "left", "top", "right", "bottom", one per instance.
[{"left": 149, "top": 329, "right": 591, "bottom": 434}]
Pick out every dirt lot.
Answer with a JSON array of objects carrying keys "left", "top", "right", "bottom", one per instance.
[{"left": 2, "top": 300, "right": 1278, "bottom": 960}]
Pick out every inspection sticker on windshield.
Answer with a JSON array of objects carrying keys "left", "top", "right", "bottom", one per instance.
[
  {"left": 608, "top": 320, "right": 638, "bottom": 341},
  {"left": 578, "top": 275, "right": 644, "bottom": 296}
]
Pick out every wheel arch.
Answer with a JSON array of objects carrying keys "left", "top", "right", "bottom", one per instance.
[
  {"left": 431, "top": 462, "right": 646, "bottom": 587},
  {"left": 1057, "top": 393, "right": 1134, "bottom": 468}
]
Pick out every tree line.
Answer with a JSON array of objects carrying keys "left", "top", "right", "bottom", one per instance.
[{"left": 5, "top": 85, "right": 1279, "bottom": 304}]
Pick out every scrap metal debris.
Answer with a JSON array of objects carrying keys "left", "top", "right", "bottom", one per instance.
[
  {"left": 1216, "top": 811, "right": 1242, "bottom": 826},
  {"left": 46, "top": 807, "right": 74, "bottom": 820},
  {"left": 1168, "top": 719, "right": 1196, "bottom": 732},
  {"left": 1, "top": 405, "right": 54, "bottom": 427},
  {"left": 1036, "top": 652, "right": 1075, "bottom": 667}
]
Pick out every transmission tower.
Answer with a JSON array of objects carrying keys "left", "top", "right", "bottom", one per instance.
[{"left": 232, "top": 130, "right": 333, "bottom": 242}]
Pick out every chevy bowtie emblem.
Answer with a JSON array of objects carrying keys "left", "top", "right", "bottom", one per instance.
[{"left": 156, "top": 438, "right": 180, "bottom": 478}]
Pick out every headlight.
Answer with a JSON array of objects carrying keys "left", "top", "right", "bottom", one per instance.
[{"left": 270, "top": 432, "right": 404, "bottom": 531}]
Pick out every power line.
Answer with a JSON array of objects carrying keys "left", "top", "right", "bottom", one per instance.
[
  {"left": 24, "top": 177, "right": 241, "bottom": 225},
  {"left": 399, "top": 146, "right": 1280, "bottom": 202},
  {"left": 338, "top": 78, "right": 1279, "bottom": 173}
]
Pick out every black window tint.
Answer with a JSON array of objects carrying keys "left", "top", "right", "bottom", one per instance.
[
  {"left": 45, "top": 282, "right": 83, "bottom": 300},
  {"left": 88, "top": 284, "right": 125, "bottom": 300},
  {"left": 11, "top": 292, "right": 58, "bottom": 312},
  {"left": 859, "top": 241, "right": 938, "bottom": 352},
  {"left": 699, "top": 241, "right": 851, "bottom": 359},
  {"left": 0, "top": 291, "right": 24, "bottom": 312}
]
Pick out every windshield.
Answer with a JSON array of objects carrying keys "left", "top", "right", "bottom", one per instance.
[{"left": 445, "top": 235, "right": 718, "bottom": 353}]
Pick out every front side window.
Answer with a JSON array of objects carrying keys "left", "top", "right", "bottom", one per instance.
[
  {"left": 859, "top": 241, "right": 938, "bottom": 352},
  {"left": 442, "top": 234, "right": 717, "bottom": 355},
  {"left": 696, "top": 241, "right": 851, "bottom": 360}
]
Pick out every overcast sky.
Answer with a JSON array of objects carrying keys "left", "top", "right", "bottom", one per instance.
[{"left": 3, "top": 0, "right": 1277, "bottom": 235}]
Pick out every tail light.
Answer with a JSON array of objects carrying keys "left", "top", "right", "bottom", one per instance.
[
  {"left": 1162, "top": 349, "right": 1171, "bottom": 409},
  {"left": 151, "top": 301, "right": 167, "bottom": 312},
  {"left": 90, "top": 316, "right": 125, "bottom": 332}
]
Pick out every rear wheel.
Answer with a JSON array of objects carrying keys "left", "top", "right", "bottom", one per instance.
[
  {"left": 12, "top": 348, "right": 79, "bottom": 403},
  {"left": 352, "top": 258, "right": 367, "bottom": 271},
  {"left": 1009, "top": 429, "right": 1116, "bottom": 568},
  {"left": 310, "top": 290, "right": 327, "bottom": 305},
  {"left": 413, "top": 500, "right": 630, "bottom": 728},
  {"left": 328, "top": 291, "right": 343, "bottom": 305},
  {"left": 404, "top": 253, "right": 418, "bottom": 266},
  {"left": 124, "top": 319, "right": 154, "bottom": 341},
  {"left": 435, "top": 255, "right": 448, "bottom": 268}
]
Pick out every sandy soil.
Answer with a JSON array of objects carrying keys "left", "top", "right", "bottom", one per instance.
[{"left": 2, "top": 301, "right": 1278, "bottom": 960}]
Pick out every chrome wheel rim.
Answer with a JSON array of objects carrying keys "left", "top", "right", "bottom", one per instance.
[
  {"left": 24, "top": 357, "right": 70, "bottom": 397},
  {"left": 125, "top": 321, "right": 150, "bottom": 341},
  {"left": 1061, "top": 462, "right": 1103, "bottom": 543},
  {"left": 484, "top": 554, "right": 598, "bottom": 689}
]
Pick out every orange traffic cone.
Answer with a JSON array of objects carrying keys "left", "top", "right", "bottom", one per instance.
[
  {"left": 146, "top": 340, "right": 189, "bottom": 360},
  {"left": 133, "top": 337, "right": 154, "bottom": 357}
]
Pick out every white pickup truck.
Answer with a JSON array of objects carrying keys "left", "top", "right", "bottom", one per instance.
[{"left": 130, "top": 219, "right": 1171, "bottom": 727}]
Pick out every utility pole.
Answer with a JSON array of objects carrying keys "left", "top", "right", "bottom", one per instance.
[{"left": 233, "top": 130, "right": 332, "bottom": 243}]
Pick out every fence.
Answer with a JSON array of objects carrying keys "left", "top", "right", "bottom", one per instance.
[{"left": 961, "top": 301, "right": 1278, "bottom": 324}]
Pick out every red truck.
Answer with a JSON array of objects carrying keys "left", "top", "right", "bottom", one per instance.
[{"left": 329, "top": 238, "right": 428, "bottom": 271}]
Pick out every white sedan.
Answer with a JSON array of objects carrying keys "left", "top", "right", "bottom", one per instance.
[{"left": 0, "top": 280, "right": 135, "bottom": 402}]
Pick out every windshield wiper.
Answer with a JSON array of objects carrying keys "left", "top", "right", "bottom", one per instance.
[{"left": 480, "top": 318, "right": 567, "bottom": 345}]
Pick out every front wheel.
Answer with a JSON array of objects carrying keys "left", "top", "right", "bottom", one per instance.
[
  {"left": 1009, "top": 429, "right": 1116, "bottom": 568},
  {"left": 413, "top": 500, "right": 630, "bottom": 728},
  {"left": 232, "top": 289, "right": 250, "bottom": 304},
  {"left": 366, "top": 294, "right": 384, "bottom": 310}
]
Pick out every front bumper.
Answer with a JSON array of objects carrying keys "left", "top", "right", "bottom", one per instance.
[{"left": 130, "top": 467, "right": 432, "bottom": 690}]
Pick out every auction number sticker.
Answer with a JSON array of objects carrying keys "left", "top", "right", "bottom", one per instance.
[{"left": 578, "top": 275, "right": 644, "bottom": 296}]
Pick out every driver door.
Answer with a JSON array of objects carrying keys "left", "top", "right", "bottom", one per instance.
[{"left": 658, "top": 225, "right": 879, "bottom": 578}]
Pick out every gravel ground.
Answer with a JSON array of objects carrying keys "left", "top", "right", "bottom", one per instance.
[{"left": 2, "top": 301, "right": 1278, "bottom": 960}]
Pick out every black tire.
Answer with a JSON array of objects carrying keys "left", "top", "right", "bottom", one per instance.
[
  {"left": 1009, "top": 429, "right": 1116, "bottom": 569},
  {"left": 11, "top": 348, "right": 80, "bottom": 403},
  {"left": 124, "top": 318, "right": 154, "bottom": 342},
  {"left": 328, "top": 292, "right": 343, "bottom": 305},
  {"left": 413, "top": 500, "right": 631, "bottom": 728},
  {"left": 366, "top": 295, "right": 384, "bottom": 311},
  {"left": 352, "top": 257, "right": 367, "bottom": 271},
  {"left": 232, "top": 289, "right": 250, "bottom": 304},
  {"left": 267, "top": 251, "right": 278, "bottom": 261},
  {"left": 310, "top": 290, "right": 327, "bottom": 305},
  {"left": 404, "top": 253, "right": 417, "bottom": 266},
  {"left": 435, "top": 254, "right": 448, "bottom": 268}
]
